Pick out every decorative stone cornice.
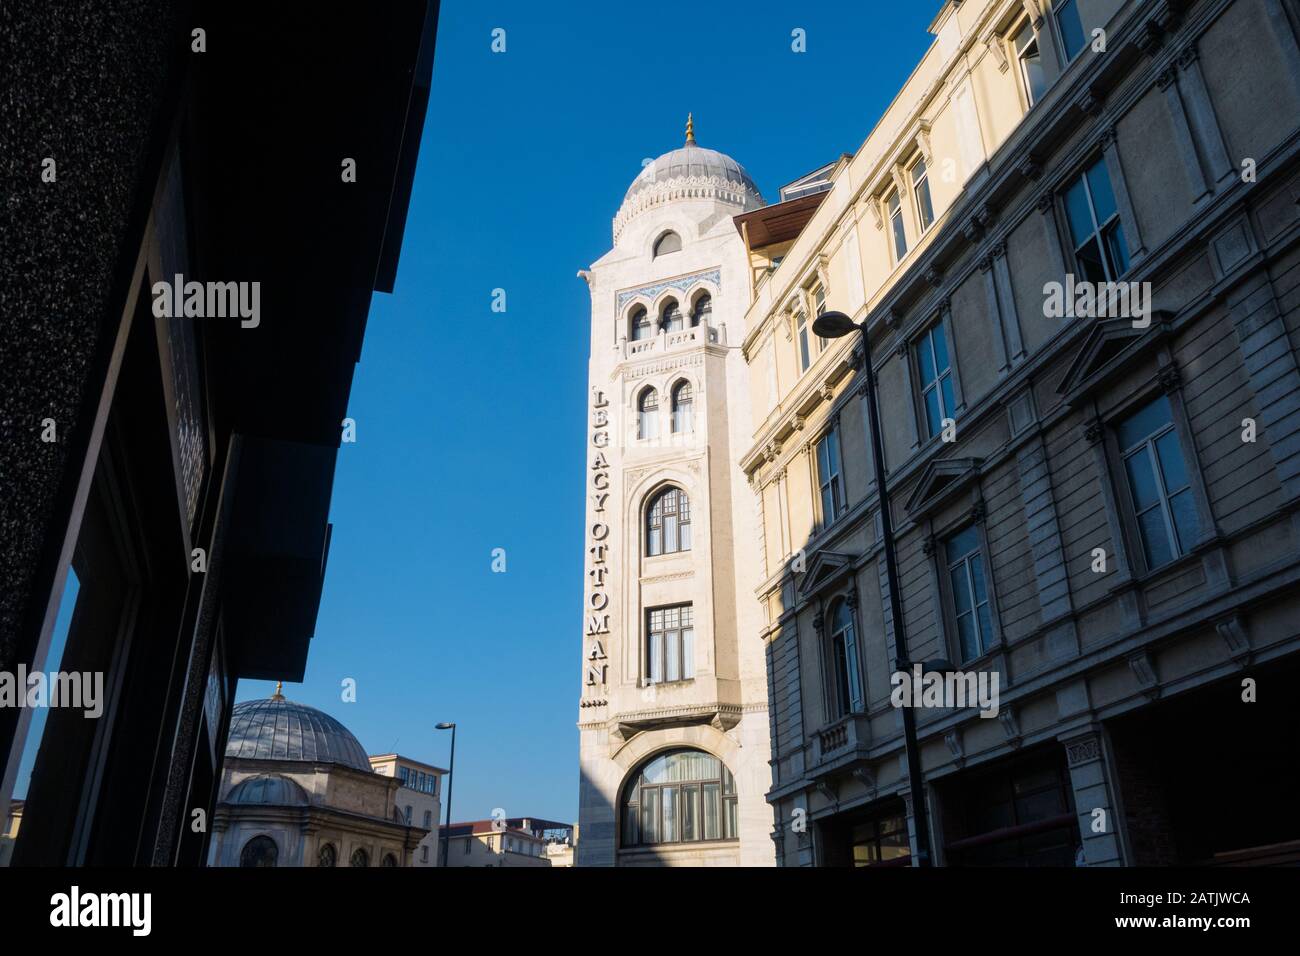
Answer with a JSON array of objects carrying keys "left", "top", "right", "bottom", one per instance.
[
  {"left": 613, "top": 174, "right": 763, "bottom": 243},
  {"left": 1083, "top": 418, "right": 1104, "bottom": 444},
  {"left": 1158, "top": 363, "right": 1181, "bottom": 393}
]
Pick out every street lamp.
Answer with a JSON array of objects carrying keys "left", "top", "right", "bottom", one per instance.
[
  {"left": 812, "top": 310, "right": 934, "bottom": 867},
  {"left": 435, "top": 722, "right": 456, "bottom": 867}
]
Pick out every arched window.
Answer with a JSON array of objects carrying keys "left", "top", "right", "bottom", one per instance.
[
  {"left": 239, "top": 835, "right": 278, "bottom": 868},
  {"left": 350, "top": 847, "right": 369, "bottom": 868},
  {"left": 690, "top": 293, "right": 712, "bottom": 327},
  {"left": 828, "top": 598, "right": 864, "bottom": 715},
  {"left": 660, "top": 299, "right": 683, "bottom": 333},
  {"left": 622, "top": 750, "right": 737, "bottom": 846},
  {"left": 638, "top": 388, "right": 659, "bottom": 440},
  {"left": 653, "top": 231, "right": 682, "bottom": 257},
  {"left": 646, "top": 487, "right": 691, "bottom": 556},
  {"left": 318, "top": 843, "right": 337, "bottom": 867},
  {"left": 630, "top": 306, "right": 651, "bottom": 342},
  {"left": 381, "top": 853, "right": 399, "bottom": 868},
  {"left": 671, "top": 380, "right": 693, "bottom": 434}
]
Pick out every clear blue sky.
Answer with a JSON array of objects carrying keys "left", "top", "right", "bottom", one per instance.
[{"left": 237, "top": 0, "right": 937, "bottom": 824}]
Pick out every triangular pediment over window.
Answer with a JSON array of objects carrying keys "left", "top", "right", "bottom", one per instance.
[
  {"left": 904, "top": 457, "right": 981, "bottom": 517},
  {"left": 1056, "top": 314, "right": 1172, "bottom": 406},
  {"left": 797, "top": 550, "right": 854, "bottom": 600}
]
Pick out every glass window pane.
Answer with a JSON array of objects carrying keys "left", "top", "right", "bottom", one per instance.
[
  {"left": 1117, "top": 395, "right": 1173, "bottom": 450},
  {"left": 1104, "top": 220, "right": 1130, "bottom": 277},
  {"left": 1075, "top": 237, "right": 1108, "bottom": 284},
  {"left": 822, "top": 487, "right": 835, "bottom": 523},
  {"left": 970, "top": 554, "right": 989, "bottom": 604},
  {"left": 956, "top": 612, "right": 980, "bottom": 662},
  {"left": 649, "top": 633, "right": 663, "bottom": 683},
  {"left": 664, "top": 514, "right": 678, "bottom": 554},
  {"left": 915, "top": 175, "right": 934, "bottom": 230},
  {"left": 976, "top": 603, "right": 995, "bottom": 652},
  {"left": 682, "top": 626, "right": 694, "bottom": 679},
  {"left": 892, "top": 211, "right": 908, "bottom": 259},
  {"left": 1154, "top": 430, "right": 1188, "bottom": 491},
  {"left": 799, "top": 330, "right": 811, "bottom": 371},
  {"left": 1124, "top": 451, "right": 1161, "bottom": 510},
  {"left": 917, "top": 337, "right": 936, "bottom": 384},
  {"left": 951, "top": 566, "right": 974, "bottom": 615},
  {"left": 1057, "top": 0, "right": 1086, "bottom": 59},
  {"left": 681, "top": 786, "right": 698, "bottom": 842},
  {"left": 924, "top": 387, "right": 942, "bottom": 437},
  {"left": 1138, "top": 506, "right": 1175, "bottom": 568},
  {"left": 661, "top": 787, "right": 677, "bottom": 842},
  {"left": 680, "top": 521, "right": 691, "bottom": 552},
  {"left": 931, "top": 326, "right": 949, "bottom": 370},
  {"left": 703, "top": 784, "right": 720, "bottom": 840},
  {"left": 1021, "top": 41, "right": 1047, "bottom": 104},
  {"left": 1063, "top": 176, "right": 1094, "bottom": 247},
  {"left": 641, "top": 789, "right": 659, "bottom": 844},
  {"left": 1169, "top": 489, "right": 1199, "bottom": 553},
  {"left": 946, "top": 525, "right": 980, "bottom": 561},
  {"left": 940, "top": 373, "right": 956, "bottom": 420},
  {"left": 1085, "top": 159, "right": 1118, "bottom": 224}
]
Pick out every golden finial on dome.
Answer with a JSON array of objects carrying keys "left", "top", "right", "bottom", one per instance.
[
  {"left": 685, "top": 112, "right": 696, "bottom": 145},
  {"left": 271, "top": 680, "right": 284, "bottom": 701}
]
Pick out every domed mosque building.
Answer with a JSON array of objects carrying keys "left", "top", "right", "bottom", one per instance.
[{"left": 208, "top": 685, "right": 430, "bottom": 867}]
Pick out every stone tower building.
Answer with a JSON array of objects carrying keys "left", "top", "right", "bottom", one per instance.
[{"left": 575, "top": 119, "right": 774, "bottom": 866}]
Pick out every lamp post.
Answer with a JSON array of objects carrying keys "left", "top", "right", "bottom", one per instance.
[
  {"left": 435, "top": 721, "right": 456, "bottom": 867},
  {"left": 812, "top": 310, "right": 934, "bottom": 867}
]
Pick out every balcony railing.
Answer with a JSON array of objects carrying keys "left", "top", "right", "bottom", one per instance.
[
  {"left": 622, "top": 323, "right": 721, "bottom": 359},
  {"left": 808, "top": 713, "right": 872, "bottom": 778}
]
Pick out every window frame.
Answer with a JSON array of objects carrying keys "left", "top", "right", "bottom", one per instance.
[
  {"left": 826, "top": 597, "right": 865, "bottom": 717},
  {"left": 637, "top": 386, "right": 659, "bottom": 440},
  {"left": 1053, "top": 0, "right": 1088, "bottom": 64},
  {"left": 670, "top": 380, "right": 694, "bottom": 434},
  {"left": 1110, "top": 392, "right": 1201, "bottom": 573},
  {"left": 1061, "top": 156, "right": 1129, "bottom": 285},
  {"left": 914, "top": 320, "right": 957, "bottom": 441},
  {"left": 645, "top": 603, "right": 695, "bottom": 685},
  {"left": 795, "top": 309, "right": 812, "bottom": 373},
  {"left": 815, "top": 422, "right": 846, "bottom": 528},
  {"left": 887, "top": 189, "right": 908, "bottom": 263},
  {"left": 942, "top": 523, "right": 997, "bottom": 664},
  {"left": 1011, "top": 16, "right": 1047, "bottom": 108},
  {"left": 911, "top": 156, "right": 935, "bottom": 234},
  {"left": 621, "top": 750, "right": 739, "bottom": 848},
  {"left": 629, "top": 306, "right": 651, "bottom": 342},
  {"left": 645, "top": 486, "right": 692, "bottom": 557}
]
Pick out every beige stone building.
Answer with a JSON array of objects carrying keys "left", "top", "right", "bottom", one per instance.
[
  {"left": 575, "top": 118, "right": 775, "bottom": 866},
  {"left": 444, "top": 819, "right": 552, "bottom": 867},
  {"left": 744, "top": 0, "right": 1300, "bottom": 866},
  {"left": 369, "top": 754, "right": 446, "bottom": 866}
]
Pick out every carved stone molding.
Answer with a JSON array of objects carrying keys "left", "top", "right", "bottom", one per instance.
[
  {"left": 1083, "top": 418, "right": 1104, "bottom": 444},
  {"left": 970, "top": 499, "right": 987, "bottom": 525},
  {"left": 1065, "top": 734, "right": 1101, "bottom": 766},
  {"left": 1158, "top": 363, "right": 1182, "bottom": 393},
  {"left": 1035, "top": 193, "right": 1054, "bottom": 215}
]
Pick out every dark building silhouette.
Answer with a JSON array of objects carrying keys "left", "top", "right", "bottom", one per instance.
[{"left": 0, "top": 1, "right": 438, "bottom": 865}]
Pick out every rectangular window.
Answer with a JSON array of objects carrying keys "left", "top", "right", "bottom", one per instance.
[
  {"left": 1062, "top": 157, "right": 1130, "bottom": 284},
  {"left": 888, "top": 190, "right": 908, "bottom": 261},
  {"left": 1117, "top": 394, "right": 1199, "bottom": 569},
  {"left": 812, "top": 284, "right": 828, "bottom": 354},
  {"left": 647, "top": 604, "right": 695, "bottom": 684},
  {"left": 1013, "top": 19, "right": 1048, "bottom": 106},
  {"left": 911, "top": 158, "right": 935, "bottom": 233},
  {"left": 916, "top": 321, "right": 956, "bottom": 439},
  {"left": 796, "top": 310, "right": 811, "bottom": 372},
  {"left": 816, "top": 425, "right": 846, "bottom": 525},
  {"left": 945, "top": 525, "right": 995, "bottom": 662},
  {"left": 1056, "top": 0, "right": 1087, "bottom": 61}
]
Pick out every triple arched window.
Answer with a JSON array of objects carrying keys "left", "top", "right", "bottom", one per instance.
[
  {"left": 646, "top": 486, "right": 691, "bottom": 556},
  {"left": 622, "top": 749, "right": 738, "bottom": 846},
  {"left": 638, "top": 387, "right": 659, "bottom": 439}
]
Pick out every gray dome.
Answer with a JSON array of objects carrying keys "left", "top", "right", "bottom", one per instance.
[
  {"left": 625, "top": 144, "right": 761, "bottom": 203},
  {"left": 226, "top": 773, "right": 310, "bottom": 807},
  {"left": 225, "top": 695, "right": 372, "bottom": 772}
]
